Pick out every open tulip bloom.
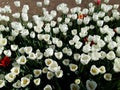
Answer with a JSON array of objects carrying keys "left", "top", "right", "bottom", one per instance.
[{"left": 0, "top": 0, "right": 120, "bottom": 90}]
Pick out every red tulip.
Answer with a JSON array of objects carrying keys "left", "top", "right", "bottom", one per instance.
[
  {"left": 78, "top": 14, "right": 87, "bottom": 19},
  {"left": 90, "top": 41, "right": 95, "bottom": 46},
  {"left": 0, "top": 56, "right": 10, "bottom": 67},
  {"left": 83, "top": 37, "right": 88, "bottom": 42},
  {"left": 113, "top": 28, "right": 116, "bottom": 33}
]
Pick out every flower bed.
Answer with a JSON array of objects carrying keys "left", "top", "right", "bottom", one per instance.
[{"left": 0, "top": 0, "right": 120, "bottom": 90}]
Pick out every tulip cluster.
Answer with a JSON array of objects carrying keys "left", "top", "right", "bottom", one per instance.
[{"left": 0, "top": 0, "right": 120, "bottom": 90}]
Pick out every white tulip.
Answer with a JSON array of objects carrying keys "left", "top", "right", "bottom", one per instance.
[
  {"left": 44, "top": 48, "right": 54, "bottom": 57},
  {"left": 83, "top": 16, "right": 90, "bottom": 25},
  {"left": 5, "top": 73, "right": 16, "bottom": 83},
  {"left": 91, "top": 45, "right": 101, "bottom": 52},
  {"left": 71, "top": 14, "right": 77, "bottom": 20},
  {"left": 53, "top": 27, "right": 60, "bottom": 34},
  {"left": 21, "top": 77, "right": 30, "bottom": 88},
  {"left": 30, "top": 31, "right": 35, "bottom": 38},
  {"left": 80, "top": 54, "right": 91, "bottom": 65},
  {"left": 50, "top": 20, "right": 56, "bottom": 27},
  {"left": 45, "top": 58, "right": 53, "bottom": 66},
  {"left": 104, "top": 0, "right": 109, "bottom": 3},
  {"left": 37, "top": 34, "right": 44, "bottom": 40},
  {"left": 71, "top": 29, "right": 77, "bottom": 35},
  {"left": 69, "top": 64, "right": 78, "bottom": 72},
  {"left": 22, "top": 5, "right": 29, "bottom": 13},
  {"left": 82, "top": 8, "right": 89, "bottom": 14},
  {"left": 75, "top": 0, "right": 82, "bottom": 4},
  {"left": 11, "top": 66, "right": 20, "bottom": 75},
  {"left": 0, "top": 34, "right": 3, "bottom": 38},
  {"left": 12, "top": 80, "right": 21, "bottom": 88},
  {"left": 55, "top": 52, "right": 63, "bottom": 60},
  {"left": 65, "top": 18, "right": 70, "bottom": 24},
  {"left": 107, "top": 41, "right": 117, "bottom": 50},
  {"left": 4, "top": 50, "right": 12, "bottom": 57},
  {"left": 74, "top": 53, "right": 81, "bottom": 61},
  {"left": 62, "top": 59, "right": 70, "bottom": 66},
  {"left": 86, "top": 80, "right": 97, "bottom": 90},
  {"left": 90, "top": 65, "right": 99, "bottom": 76},
  {"left": 48, "top": 61, "right": 61, "bottom": 72},
  {"left": 62, "top": 47, "right": 68, "bottom": 54},
  {"left": 11, "top": 45, "right": 18, "bottom": 51},
  {"left": 44, "top": 24, "right": 51, "bottom": 33},
  {"left": 89, "top": 7, "right": 95, "bottom": 14},
  {"left": 27, "top": 22, "right": 33, "bottom": 29},
  {"left": 21, "top": 13, "right": 28, "bottom": 22},
  {"left": 8, "top": 36, "right": 15, "bottom": 41},
  {"left": 99, "top": 66, "right": 106, "bottom": 74},
  {"left": 33, "top": 78, "right": 41, "bottom": 86},
  {"left": 16, "top": 56, "right": 27, "bottom": 65},
  {"left": 113, "top": 4, "right": 119, "bottom": 9},
  {"left": 106, "top": 51, "right": 116, "bottom": 60},
  {"left": 21, "top": 29, "right": 29, "bottom": 37},
  {"left": 116, "top": 46, "right": 120, "bottom": 57},
  {"left": 55, "top": 70, "right": 63, "bottom": 78},
  {"left": 92, "top": 13, "right": 99, "bottom": 21},
  {"left": 24, "top": 46, "right": 33, "bottom": 54},
  {"left": 91, "top": 51, "right": 101, "bottom": 61},
  {"left": 59, "top": 24, "right": 68, "bottom": 33},
  {"left": 100, "top": 51, "right": 106, "bottom": 59},
  {"left": 113, "top": 58, "right": 120, "bottom": 72},
  {"left": 14, "top": 1, "right": 20, "bottom": 7},
  {"left": 73, "top": 35, "right": 80, "bottom": 43},
  {"left": 56, "top": 40, "right": 63, "bottom": 48},
  {"left": 97, "top": 39, "right": 105, "bottom": 48},
  {"left": 82, "top": 44, "right": 91, "bottom": 53},
  {"left": 0, "top": 49, "right": 3, "bottom": 55},
  {"left": 88, "top": 3, "right": 93, "bottom": 7},
  {"left": 36, "top": 50, "right": 43, "bottom": 60},
  {"left": 36, "top": 2, "right": 42, "bottom": 7},
  {"left": 98, "top": 11, "right": 105, "bottom": 18},
  {"left": 116, "top": 36, "right": 120, "bottom": 43},
  {"left": 57, "top": 17, "right": 62, "bottom": 22},
  {"left": 0, "top": 38, "right": 7, "bottom": 46},
  {"left": 104, "top": 16, "right": 110, "bottom": 22},
  {"left": 77, "top": 19, "right": 83, "bottom": 25},
  {"left": 19, "top": 47, "right": 25, "bottom": 54},
  {"left": 11, "top": 22, "right": 23, "bottom": 31},
  {"left": 47, "top": 71, "right": 54, "bottom": 80},
  {"left": 33, "top": 69, "right": 42, "bottom": 77},
  {"left": 50, "top": 10, "right": 57, "bottom": 18},
  {"left": 97, "top": 20, "right": 104, "bottom": 27},
  {"left": 104, "top": 35, "right": 112, "bottom": 43},
  {"left": 75, "top": 79, "right": 81, "bottom": 85},
  {"left": 116, "top": 27, "right": 120, "bottom": 34},
  {"left": 104, "top": 73, "right": 112, "bottom": 81},
  {"left": 93, "top": 35, "right": 101, "bottom": 43},
  {"left": 0, "top": 80, "right": 5, "bottom": 88},
  {"left": 27, "top": 52, "right": 36, "bottom": 60},
  {"left": 66, "top": 49, "right": 72, "bottom": 56},
  {"left": 44, "top": 0, "right": 50, "bottom": 6},
  {"left": 0, "top": 25, "right": 5, "bottom": 31},
  {"left": 43, "top": 84, "right": 52, "bottom": 90},
  {"left": 70, "top": 83, "right": 80, "bottom": 90},
  {"left": 79, "top": 31, "right": 88, "bottom": 37},
  {"left": 69, "top": 40, "right": 75, "bottom": 45},
  {"left": 42, "top": 67, "right": 48, "bottom": 73},
  {"left": 75, "top": 41, "right": 83, "bottom": 49},
  {"left": 34, "top": 25, "right": 43, "bottom": 34}
]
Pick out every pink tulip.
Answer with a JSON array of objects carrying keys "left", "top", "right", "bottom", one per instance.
[{"left": 95, "top": 0, "right": 101, "bottom": 5}]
